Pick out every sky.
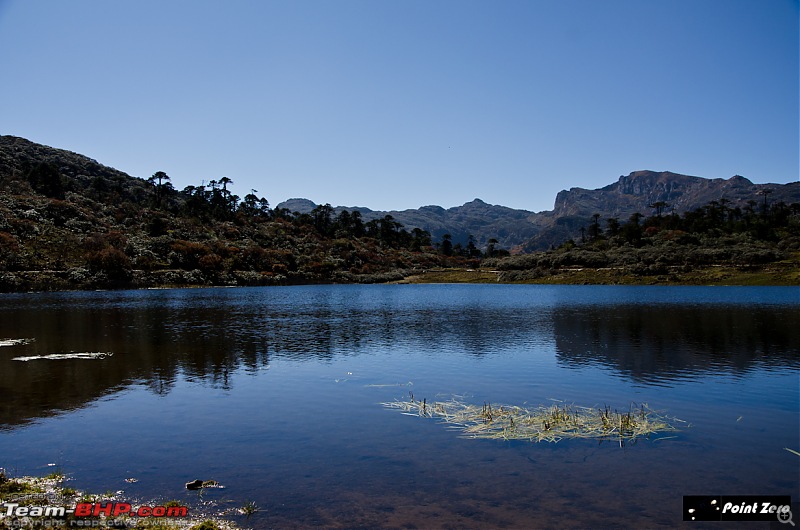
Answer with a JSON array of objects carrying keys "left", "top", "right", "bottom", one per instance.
[{"left": 0, "top": 0, "right": 797, "bottom": 213}]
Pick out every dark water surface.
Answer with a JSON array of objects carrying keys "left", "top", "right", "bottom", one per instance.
[{"left": 0, "top": 285, "right": 797, "bottom": 528}]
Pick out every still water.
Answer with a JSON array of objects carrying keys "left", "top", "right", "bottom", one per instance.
[{"left": 0, "top": 285, "right": 797, "bottom": 528}]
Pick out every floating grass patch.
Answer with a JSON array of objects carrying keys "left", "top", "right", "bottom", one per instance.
[
  {"left": 12, "top": 352, "right": 113, "bottom": 361},
  {"left": 0, "top": 338, "right": 35, "bottom": 347},
  {"left": 382, "top": 396, "right": 683, "bottom": 445}
]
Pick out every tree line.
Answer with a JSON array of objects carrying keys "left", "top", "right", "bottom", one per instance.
[
  {"left": 144, "top": 171, "right": 509, "bottom": 257},
  {"left": 570, "top": 193, "right": 799, "bottom": 249}
]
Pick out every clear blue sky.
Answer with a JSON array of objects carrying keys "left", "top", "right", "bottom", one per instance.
[{"left": 0, "top": 0, "right": 797, "bottom": 213}]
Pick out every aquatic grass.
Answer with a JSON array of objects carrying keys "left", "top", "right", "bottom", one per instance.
[
  {"left": 240, "top": 500, "right": 258, "bottom": 517},
  {"left": 382, "top": 396, "right": 682, "bottom": 445},
  {"left": 0, "top": 338, "right": 35, "bottom": 347}
]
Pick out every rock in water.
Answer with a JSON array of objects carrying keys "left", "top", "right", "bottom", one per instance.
[{"left": 185, "top": 479, "right": 203, "bottom": 490}]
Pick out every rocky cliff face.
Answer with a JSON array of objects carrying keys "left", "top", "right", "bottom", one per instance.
[
  {"left": 523, "top": 170, "right": 799, "bottom": 251},
  {"left": 278, "top": 170, "right": 798, "bottom": 252},
  {"left": 551, "top": 171, "right": 787, "bottom": 218}
]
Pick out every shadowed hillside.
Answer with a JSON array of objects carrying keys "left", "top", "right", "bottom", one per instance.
[
  {"left": 1, "top": 135, "right": 797, "bottom": 290},
  {"left": 0, "top": 136, "right": 472, "bottom": 291},
  {"left": 523, "top": 171, "right": 800, "bottom": 251}
]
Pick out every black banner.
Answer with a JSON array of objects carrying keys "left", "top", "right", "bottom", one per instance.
[{"left": 684, "top": 496, "right": 793, "bottom": 522}]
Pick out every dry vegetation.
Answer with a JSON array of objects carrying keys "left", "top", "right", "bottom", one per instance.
[{"left": 383, "top": 396, "right": 683, "bottom": 446}]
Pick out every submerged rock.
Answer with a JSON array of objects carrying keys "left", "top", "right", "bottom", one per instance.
[
  {"left": 185, "top": 479, "right": 203, "bottom": 490},
  {"left": 185, "top": 479, "right": 222, "bottom": 490}
]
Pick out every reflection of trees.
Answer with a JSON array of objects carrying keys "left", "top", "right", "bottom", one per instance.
[
  {"left": 553, "top": 305, "right": 800, "bottom": 384},
  {"left": 0, "top": 293, "right": 549, "bottom": 428},
  {"left": 4, "top": 288, "right": 796, "bottom": 429}
]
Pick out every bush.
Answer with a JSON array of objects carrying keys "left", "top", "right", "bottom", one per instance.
[
  {"left": 86, "top": 248, "right": 131, "bottom": 279},
  {"left": 198, "top": 253, "right": 223, "bottom": 273},
  {"left": 0, "top": 232, "right": 18, "bottom": 253},
  {"left": 170, "top": 240, "right": 210, "bottom": 268}
]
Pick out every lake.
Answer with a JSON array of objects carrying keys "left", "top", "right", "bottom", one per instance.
[{"left": 0, "top": 284, "right": 798, "bottom": 528}]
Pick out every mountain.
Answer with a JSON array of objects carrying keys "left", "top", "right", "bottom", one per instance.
[
  {"left": 276, "top": 198, "right": 538, "bottom": 250},
  {"left": 278, "top": 170, "right": 799, "bottom": 252},
  {"left": 521, "top": 170, "right": 799, "bottom": 251},
  {"left": 0, "top": 135, "right": 466, "bottom": 291},
  {"left": 2, "top": 134, "right": 797, "bottom": 265}
]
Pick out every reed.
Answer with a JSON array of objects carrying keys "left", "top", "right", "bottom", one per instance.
[
  {"left": 382, "top": 397, "right": 682, "bottom": 445},
  {"left": 240, "top": 500, "right": 258, "bottom": 517}
]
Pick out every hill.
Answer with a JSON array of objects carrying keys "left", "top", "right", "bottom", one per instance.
[
  {"left": 279, "top": 171, "right": 799, "bottom": 253},
  {"left": 0, "top": 135, "right": 797, "bottom": 290},
  {"left": 522, "top": 170, "right": 799, "bottom": 251},
  {"left": 276, "top": 198, "right": 538, "bottom": 250},
  {"left": 0, "top": 135, "right": 470, "bottom": 291}
]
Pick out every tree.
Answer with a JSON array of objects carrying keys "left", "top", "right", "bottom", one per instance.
[
  {"left": 486, "top": 238, "right": 499, "bottom": 257},
  {"left": 239, "top": 193, "right": 260, "bottom": 216},
  {"left": 350, "top": 211, "right": 365, "bottom": 237},
  {"left": 378, "top": 215, "right": 401, "bottom": 246},
  {"left": 606, "top": 217, "right": 620, "bottom": 237},
  {"left": 410, "top": 228, "right": 432, "bottom": 251},
  {"left": 258, "top": 197, "right": 271, "bottom": 216},
  {"left": 588, "top": 213, "right": 603, "bottom": 239},
  {"left": 311, "top": 204, "right": 334, "bottom": 236},
  {"left": 182, "top": 185, "right": 211, "bottom": 219},
  {"left": 758, "top": 189, "right": 773, "bottom": 215},
  {"left": 465, "top": 234, "right": 481, "bottom": 258},
  {"left": 148, "top": 171, "right": 171, "bottom": 207},
  {"left": 622, "top": 212, "right": 643, "bottom": 246},
  {"left": 440, "top": 233, "right": 453, "bottom": 256},
  {"left": 648, "top": 201, "right": 669, "bottom": 217},
  {"left": 27, "top": 162, "right": 65, "bottom": 199}
]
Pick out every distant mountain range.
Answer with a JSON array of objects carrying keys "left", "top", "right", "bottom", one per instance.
[
  {"left": 521, "top": 171, "right": 799, "bottom": 251},
  {"left": 279, "top": 171, "right": 799, "bottom": 251},
  {"left": 1, "top": 135, "right": 797, "bottom": 253},
  {"left": 276, "top": 197, "right": 540, "bottom": 250}
]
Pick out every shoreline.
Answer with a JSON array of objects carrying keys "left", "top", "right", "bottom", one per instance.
[
  {"left": 0, "top": 261, "right": 797, "bottom": 294},
  {"left": 0, "top": 470, "right": 245, "bottom": 530}
]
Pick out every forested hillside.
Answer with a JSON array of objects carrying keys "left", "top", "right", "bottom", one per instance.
[
  {"left": 483, "top": 194, "right": 800, "bottom": 285},
  {"left": 0, "top": 135, "right": 797, "bottom": 290},
  {"left": 0, "top": 136, "right": 473, "bottom": 291}
]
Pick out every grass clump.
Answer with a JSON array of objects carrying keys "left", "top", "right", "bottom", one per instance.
[
  {"left": 190, "top": 521, "right": 223, "bottom": 530},
  {"left": 382, "top": 396, "right": 683, "bottom": 446},
  {"left": 0, "top": 469, "right": 44, "bottom": 499},
  {"left": 240, "top": 500, "right": 258, "bottom": 517}
]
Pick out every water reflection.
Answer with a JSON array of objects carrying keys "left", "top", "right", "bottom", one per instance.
[
  {"left": 553, "top": 304, "right": 800, "bottom": 385},
  {"left": 0, "top": 286, "right": 797, "bottom": 428}
]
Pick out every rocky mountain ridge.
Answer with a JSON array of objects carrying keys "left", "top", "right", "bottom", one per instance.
[
  {"left": 524, "top": 170, "right": 799, "bottom": 250},
  {"left": 2, "top": 135, "right": 798, "bottom": 253},
  {"left": 276, "top": 197, "right": 538, "bottom": 250},
  {"left": 280, "top": 170, "right": 799, "bottom": 251}
]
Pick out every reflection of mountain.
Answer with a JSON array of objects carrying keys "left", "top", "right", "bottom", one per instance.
[
  {"left": 0, "top": 289, "right": 550, "bottom": 428},
  {"left": 3, "top": 288, "right": 798, "bottom": 429},
  {"left": 553, "top": 305, "right": 800, "bottom": 384}
]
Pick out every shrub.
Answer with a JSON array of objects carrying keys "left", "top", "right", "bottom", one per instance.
[
  {"left": 0, "top": 232, "right": 18, "bottom": 253},
  {"left": 198, "top": 253, "right": 223, "bottom": 273},
  {"left": 86, "top": 248, "right": 131, "bottom": 279},
  {"left": 170, "top": 240, "right": 210, "bottom": 268}
]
